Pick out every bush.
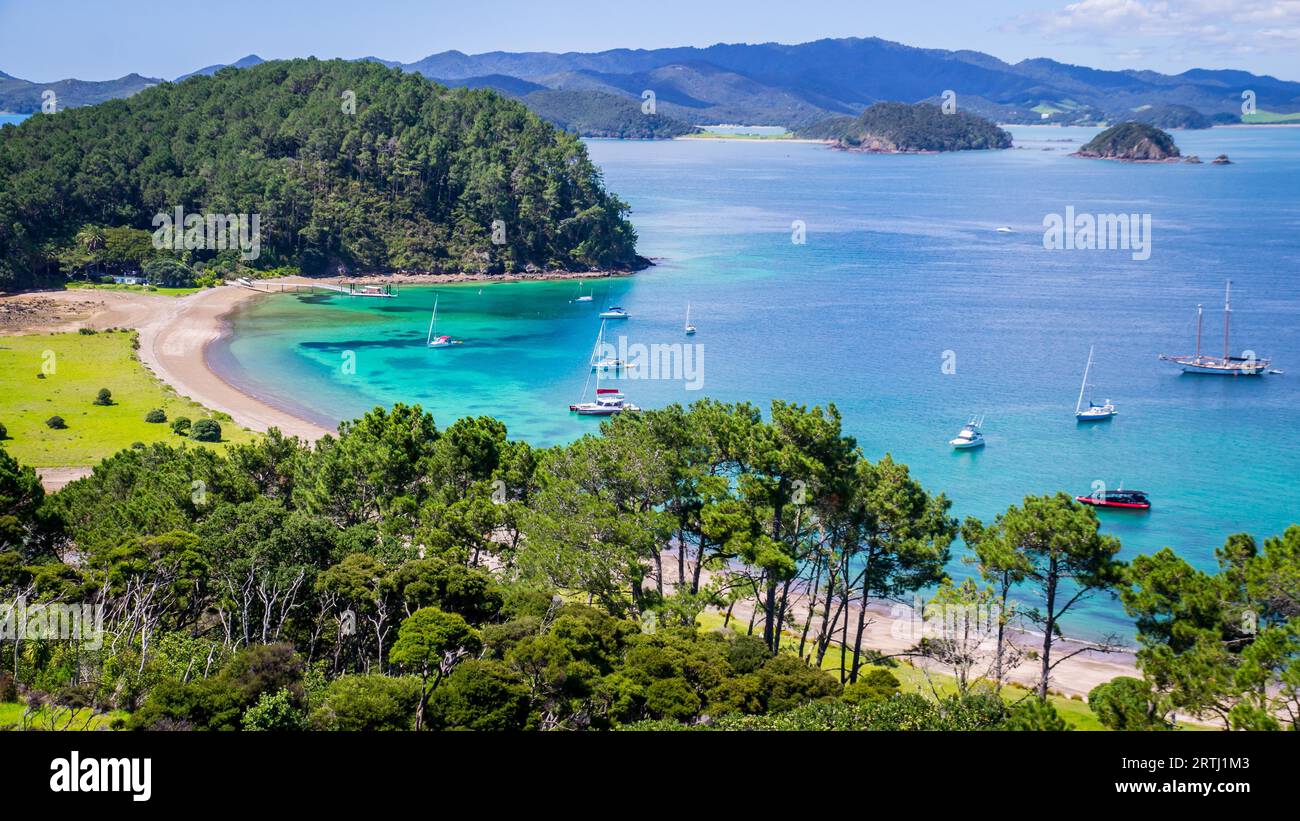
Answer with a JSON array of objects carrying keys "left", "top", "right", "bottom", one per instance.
[
  {"left": 241, "top": 688, "right": 306, "bottom": 731},
  {"left": 93, "top": 388, "right": 112, "bottom": 406},
  {"left": 45, "top": 416, "right": 66, "bottom": 429},
  {"left": 841, "top": 668, "right": 901, "bottom": 705},
  {"left": 1005, "top": 698, "right": 1070, "bottom": 731},
  {"left": 170, "top": 417, "right": 192, "bottom": 435},
  {"left": 0, "top": 421, "right": 7, "bottom": 440},
  {"left": 144, "top": 408, "right": 167, "bottom": 423},
  {"left": 1088, "top": 677, "right": 1170, "bottom": 731},
  {"left": 78, "top": 327, "right": 97, "bottom": 335},
  {"left": 189, "top": 418, "right": 222, "bottom": 442},
  {"left": 309, "top": 675, "right": 420, "bottom": 731}
]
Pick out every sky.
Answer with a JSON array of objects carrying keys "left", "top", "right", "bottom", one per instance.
[{"left": 0, "top": 0, "right": 1297, "bottom": 81}]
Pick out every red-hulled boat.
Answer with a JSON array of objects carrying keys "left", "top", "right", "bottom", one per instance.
[{"left": 1075, "top": 489, "right": 1150, "bottom": 510}]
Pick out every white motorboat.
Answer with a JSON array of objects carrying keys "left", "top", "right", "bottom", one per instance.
[
  {"left": 950, "top": 416, "right": 986, "bottom": 450},
  {"left": 599, "top": 306, "right": 629, "bottom": 319}
]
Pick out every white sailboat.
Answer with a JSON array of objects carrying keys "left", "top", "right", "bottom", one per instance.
[
  {"left": 426, "top": 296, "right": 463, "bottom": 348},
  {"left": 573, "top": 280, "right": 593, "bottom": 303},
  {"left": 949, "top": 416, "right": 986, "bottom": 449},
  {"left": 571, "top": 351, "right": 638, "bottom": 415},
  {"left": 684, "top": 302, "right": 696, "bottom": 335},
  {"left": 1075, "top": 345, "right": 1117, "bottom": 421},
  {"left": 1159, "top": 280, "right": 1274, "bottom": 375},
  {"left": 589, "top": 319, "right": 624, "bottom": 371}
]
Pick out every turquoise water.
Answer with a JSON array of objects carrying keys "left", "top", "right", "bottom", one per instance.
[{"left": 214, "top": 126, "right": 1300, "bottom": 639}]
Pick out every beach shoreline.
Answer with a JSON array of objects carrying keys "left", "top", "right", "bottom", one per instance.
[{"left": 2, "top": 278, "right": 1149, "bottom": 703}]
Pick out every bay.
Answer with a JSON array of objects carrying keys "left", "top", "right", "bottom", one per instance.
[{"left": 213, "top": 125, "right": 1300, "bottom": 638}]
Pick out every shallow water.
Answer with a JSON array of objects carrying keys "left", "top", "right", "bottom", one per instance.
[{"left": 214, "top": 125, "right": 1300, "bottom": 639}]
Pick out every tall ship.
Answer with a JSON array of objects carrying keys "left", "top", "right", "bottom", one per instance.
[{"left": 1159, "top": 281, "right": 1274, "bottom": 376}]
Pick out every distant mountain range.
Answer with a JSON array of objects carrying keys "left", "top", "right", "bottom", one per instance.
[{"left": 4, "top": 37, "right": 1299, "bottom": 132}]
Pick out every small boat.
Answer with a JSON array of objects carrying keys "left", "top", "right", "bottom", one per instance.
[
  {"left": 949, "top": 416, "right": 985, "bottom": 450},
  {"left": 1159, "top": 280, "right": 1273, "bottom": 375},
  {"left": 573, "top": 281, "right": 594, "bottom": 303},
  {"left": 599, "top": 306, "right": 629, "bottom": 319},
  {"left": 684, "top": 302, "right": 696, "bottom": 335},
  {"left": 1076, "top": 488, "right": 1150, "bottom": 510},
  {"left": 426, "top": 296, "right": 464, "bottom": 348},
  {"left": 995, "top": 226, "right": 1014, "bottom": 233},
  {"left": 1075, "top": 345, "right": 1116, "bottom": 422}
]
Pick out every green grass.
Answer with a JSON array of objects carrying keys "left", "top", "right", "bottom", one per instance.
[
  {"left": 65, "top": 281, "right": 204, "bottom": 297},
  {"left": 0, "top": 329, "right": 256, "bottom": 466},
  {"left": 680, "top": 130, "right": 794, "bottom": 140},
  {"left": 1241, "top": 110, "right": 1300, "bottom": 124},
  {"left": 0, "top": 701, "right": 125, "bottom": 730}
]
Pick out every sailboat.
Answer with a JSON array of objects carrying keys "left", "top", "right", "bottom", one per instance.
[
  {"left": 684, "top": 302, "right": 696, "bottom": 335},
  {"left": 1159, "top": 280, "right": 1274, "bottom": 375},
  {"left": 1075, "top": 346, "right": 1117, "bottom": 421},
  {"left": 573, "top": 280, "right": 593, "bottom": 303},
  {"left": 949, "top": 416, "right": 986, "bottom": 449},
  {"left": 426, "top": 296, "right": 463, "bottom": 348},
  {"left": 589, "top": 320, "right": 624, "bottom": 371}
]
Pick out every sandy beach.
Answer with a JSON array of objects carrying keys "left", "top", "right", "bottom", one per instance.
[{"left": 1, "top": 280, "right": 1145, "bottom": 700}]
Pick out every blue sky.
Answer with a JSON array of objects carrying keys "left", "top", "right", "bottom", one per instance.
[{"left": 1, "top": 0, "right": 1297, "bottom": 81}]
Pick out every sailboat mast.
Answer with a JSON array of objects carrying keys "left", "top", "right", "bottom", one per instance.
[
  {"left": 426, "top": 296, "right": 437, "bottom": 345},
  {"left": 1223, "top": 280, "right": 1232, "bottom": 361},
  {"left": 1195, "top": 303, "right": 1203, "bottom": 361},
  {"left": 1076, "top": 346, "right": 1093, "bottom": 415}
]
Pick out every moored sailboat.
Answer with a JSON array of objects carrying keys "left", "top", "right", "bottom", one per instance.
[
  {"left": 426, "top": 296, "right": 464, "bottom": 348},
  {"left": 1075, "top": 345, "right": 1116, "bottom": 421},
  {"left": 1159, "top": 281, "right": 1273, "bottom": 375}
]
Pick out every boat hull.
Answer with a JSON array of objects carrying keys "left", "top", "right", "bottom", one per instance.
[{"left": 1075, "top": 495, "right": 1150, "bottom": 510}]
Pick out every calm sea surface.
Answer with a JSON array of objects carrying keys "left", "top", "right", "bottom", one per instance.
[{"left": 213, "top": 126, "right": 1300, "bottom": 639}]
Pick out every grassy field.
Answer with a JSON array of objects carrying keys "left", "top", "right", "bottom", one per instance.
[
  {"left": 1241, "top": 110, "right": 1300, "bottom": 124},
  {"left": 65, "top": 281, "right": 204, "bottom": 297},
  {"left": 0, "top": 329, "right": 256, "bottom": 466},
  {"left": 679, "top": 130, "right": 796, "bottom": 140},
  {"left": 0, "top": 701, "right": 126, "bottom": 730}
]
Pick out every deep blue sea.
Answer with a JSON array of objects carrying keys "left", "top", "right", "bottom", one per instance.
[{"left": 212, "top": 125, "right": 1300, "bottom": 639}]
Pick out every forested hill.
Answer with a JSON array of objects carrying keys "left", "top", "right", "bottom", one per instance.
[
  {"left": 800, "top": 102, "right": 1011, "bottom": 152},
  {"left": 0, "top": 59, "right": 644, "bottom": 290}
]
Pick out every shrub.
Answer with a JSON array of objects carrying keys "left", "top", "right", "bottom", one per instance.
[
  {"left": 1005, "top": 698, "right": 1070, "bottom": 731},
  {"left": 841, "top": 668, "right": 901, "bottom": 705},
  {"left": 93, "top": 388, "right": 112, "bottom": 406},
  {"left": 0, "top": 421, "right": 7, "bottom": 440},
  {"left": 45, "top": 416, "right": 66, "bottom": 429},
  {"left": 189, "top": 418, "right": 222, "bottom": 442},
  {"left": 144, "top": 408, "right": 167, "bottom": 423},
  {"left": 241, "top": 689, "right": 306, "bottom": 731},
  {"left": 309, "top": 675, "right": 420, "bottom": 731},
  {"left": 78, "top": 327, "right": 96, "bottom": 335},
  {"left": 170, "top": 417, "right": 192, "bottom": 435}
]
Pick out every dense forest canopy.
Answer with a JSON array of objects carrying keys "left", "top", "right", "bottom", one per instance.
[
  {"left": 522, "top": 90, "right": 697, "bottom": 139},
  {"left": 0, "top": 59, "right": 644, "bottom": 291},
  {"left": 2, "top": 397, "right": 1297, "bottom": 731},
  {"left": 799, "top": 102, "right": 1012, "bottom": 152},
  {"left": 1075, "top": 122, "right": 1181, "bottom": 160}
]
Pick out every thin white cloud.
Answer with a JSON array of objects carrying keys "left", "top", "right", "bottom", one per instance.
[{"left": 1009, "top": 0, "right": 1300, "bottom": 65}]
